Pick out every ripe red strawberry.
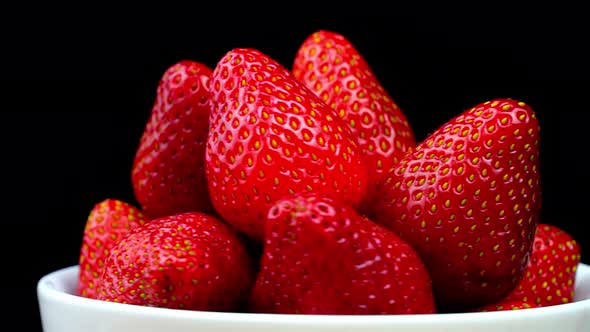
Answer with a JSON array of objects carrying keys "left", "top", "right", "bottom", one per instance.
[
  {"left": 78, "top": 199, "right": 146, "bottom": 299},
  {"left": 206, "top": 48, "right": 369, "bottom": 241},
  {"left": 98, "top": 211, "right": 256, "bottom": 311},
  {"left": 293, "top": 30, "right": 416, "bottom": 217},
  {"left": 249, "top": 192, "right": 436, "bottom": 315},
  {"left": 132, "top": 60, "right": 214, "bottom": 219},
  {"left": 476, "top": 300, "right": 537, "bottom": 312},
  {"left": 374, "top": 98, "right": 541, "bottom": 310},
  {"left": 500, "top": 223, "right": 581, "bottom": 306}
]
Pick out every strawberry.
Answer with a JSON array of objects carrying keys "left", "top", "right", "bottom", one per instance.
[
  {"left": 132, "top": 60, "right": 214, "bottom": 219},
  {"left": 476, "top": 300, "right": 537, "bottom": 312},
  {"left": 293, "top": 30, "right": 416, "bottom": 217},
  {"left": 206, "top": 48, "right": 369, "bottom": 241},
  {"left": 500, "top": 223, "right": 581, "bottom": 306},
  {"left": 78, "top": 199, "right": 147, "bottom": 299},
  {"left": 98, "top": 211, "right": 256, "bottom": 311},
  {"left": 374, "top": 98, "right": 541, "bottom": 310},
  {"left": 249, "top": 192, "right": 436, "bottom": 315}
]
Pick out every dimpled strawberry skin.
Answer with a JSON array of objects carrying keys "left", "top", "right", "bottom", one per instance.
[
  {"left": 132, "top": 61, "right": 214, "bottom": 219},
  {"left": 293, "top": 30, "right": 417, "bottom": 216},
  {"left": 476, "top": 299, "right": 537, "bottom": 312},
  {"left": 250, "top": 192, "right": 436, "bottom": 315},
  {"left": 502, "top": 223, "right": 581, "bottom": 306},
  {"left": 78, "top": 199, "right": 147, "bottom": 299},
  {"left": 375, "top": 98, "right": 541, "bottom": 310},
  {"left": 98, "top": 212, "right": 256, "bottom": 311},
  {"left": 206, "top": 48, "right": 369, "bottom": 241}
]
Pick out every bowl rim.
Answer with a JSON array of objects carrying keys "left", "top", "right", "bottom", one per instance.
[{"left": 38, "top": 263, "right": 590, "bottom": 325}]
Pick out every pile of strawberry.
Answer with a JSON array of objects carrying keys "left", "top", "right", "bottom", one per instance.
[{"left": 77, "top": 30, "right": 582, "bottom": 314}]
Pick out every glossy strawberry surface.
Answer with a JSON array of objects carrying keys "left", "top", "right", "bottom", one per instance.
[
  {"left": 250, "top": 192, "right": 436, "bottom": 314},
  {"left": 501, "top": 223, "right": 581, "bottom": 306},
  {"left": 375, "top": 98, "right": 541, "bottom": 310},
  {"left": 293, "top": 30, "right": 416, "bottom": 216},
  {"left": 132, "top": 61, "right": 214, "bottom": 219},
  {"left": 476, "top": 299, "right": 537, "bottom": 312},
  {"left": 206, "top": 48, "right": 368, "bottom": 240},
  {"left": 78, "top": 199, "right": 147, "bottom": 299},
  {"left": 98, "top": 212, "right": 255, "bottom": 311}
]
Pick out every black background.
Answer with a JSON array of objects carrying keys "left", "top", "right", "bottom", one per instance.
[{"left": 3, "top": 4, "right": 588, "bottom": 331}]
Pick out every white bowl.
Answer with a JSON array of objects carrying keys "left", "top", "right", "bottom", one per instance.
[{"left": 38, "top": 263, "right": 590, "bottom": 332}]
